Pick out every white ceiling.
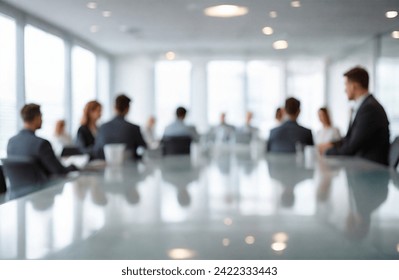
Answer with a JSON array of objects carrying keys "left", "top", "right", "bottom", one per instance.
[{"left": 2, "top": 0, "right": 399, "bottom": 57}]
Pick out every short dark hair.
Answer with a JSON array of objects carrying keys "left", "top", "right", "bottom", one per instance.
[
  {"left": 285, "top": 97, "right": 300, "bottom": 116},
  {"left": 176, "top": 107, "right": 187, "bottom": 118},
  {"left": 344, "top": 66, "right": 369, "bottom": 89},
  {"left": 115, "top": 94, "right": 131, "bottom": 113},
  {"left": 21, "top": 103, "right": 41, "bottom": 122}
]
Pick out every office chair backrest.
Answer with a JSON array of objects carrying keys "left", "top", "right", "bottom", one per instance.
[
  {"left": 60, "top": 146, "right": 83, "bottom": 157},
  {"left": 1, "top": 156, "right": 48, "bottom": 188},
  {"left": 0, "top": 165, "right": 6, "bottom": 194},
  {"left": 161, "top": 136, "right": 192, "bottom": 155},
  {"left": 389, "top": 136, "right": 399, "bottom": 169}
]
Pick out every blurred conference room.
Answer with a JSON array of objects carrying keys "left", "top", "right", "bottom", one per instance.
[{"left": 0, "top": 0, "right": 399, "bottom": 260}]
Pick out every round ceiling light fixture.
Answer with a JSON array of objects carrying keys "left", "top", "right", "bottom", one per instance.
[
  {"left": 204, "top": 5, "right": 248, "bottom": 18},
  {"left": 262, "top": 26, "right": 274, "bottom": 35},
  {"left": 386, "top": 11, "right": 398, "bottom": 18}
]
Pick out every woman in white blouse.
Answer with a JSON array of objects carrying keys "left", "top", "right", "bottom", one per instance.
[{"left": 315, "top": 107, "right": 341, "bottom": 145}]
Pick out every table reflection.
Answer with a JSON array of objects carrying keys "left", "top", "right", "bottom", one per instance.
[{"left": 0, "top": 152, "right": 398, "bottom": 259}]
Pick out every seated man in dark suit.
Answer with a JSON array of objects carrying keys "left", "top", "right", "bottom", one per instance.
[
  {"left": 94, "top": 94, "right": 147, "bottom": 160},
  {"left": 318, "top": 67, "right": 390, "bottom": 166},
  {"left": 267, "top": 97, "right": 314, "bottom": 153},
  {"left": 7, "top": 103, "right": 77, "bottom": 177}
]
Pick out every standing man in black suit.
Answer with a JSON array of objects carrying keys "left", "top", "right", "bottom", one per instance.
[
  {"left": 267, "top": 97, "right": 314, "bottom": 153},
  {"left": 318, "top": 67, "right": 390, "bottom": 165},
  {"left": 7, "top": 104, "right": 77, "bottom": 176},
  {"left": 94, "top": 94, "right": 147, "bottom": 160}
]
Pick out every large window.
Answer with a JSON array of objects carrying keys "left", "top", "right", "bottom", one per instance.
[
  {"left": 287, "top": 60, "right": 325, "bottom": 131},
  {"left": 155, "top": 61, "right": 191, "bottom": 136},
  {"left": 0, "top": 14, "right": 17, "bottom": 157},
  {"left": 247, "top": 61, "right": 284, "bottom": 138},
  {"left": 72, "top": 46, "right": 96, "bottom": 134},
  {"left": 208, "top": 61, "right": 246, "bottom": 126},
  {"left": 25, "top": 25, "right": 65, "bottom": 141}
]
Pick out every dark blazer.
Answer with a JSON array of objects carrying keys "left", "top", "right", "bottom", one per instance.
[
  {"left": 94, "top": 116, "right": 147, "bottom": 159},
  {"left": 75, "top": 125, "right": 95, "bottom": 154},
  {"left": 7, "top": 129, "right": 74, "bottom": 177},
  {"left": 326, "top": 94, "right": 390, "bottom": 166},
  {"left": 267, "top": 120, "right": 314, "bottom": 153}
]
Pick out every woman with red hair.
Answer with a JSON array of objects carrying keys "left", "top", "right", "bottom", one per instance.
[{"left": 76, "top": 100, "right": 102, "bottom": 155}]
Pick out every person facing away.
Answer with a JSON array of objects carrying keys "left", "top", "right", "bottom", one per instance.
[
  {"left": 318, "top": 66, "right": 390, "bottom": 166},
  {"left": 7, "top": 103, "right": 77, "bottom": 177},
  {"left": 315, "top": 107, "right": 341, "bottom": 145},
  {"left": 267, "top": 97, "right": 314, "bottom": 153},
  {"left": 94, "top": 94, "right": 147, "bottom": 160},
  {"left": 75, "top": 100, "right": 102, "bottom": 155},
  {"left": 163, "top": 107, "right": 199, "bottom": 142}
]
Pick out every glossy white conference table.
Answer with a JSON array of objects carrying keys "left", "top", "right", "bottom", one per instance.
[{"left": 0, "top": 146, "right": 398, "bottom": 259}]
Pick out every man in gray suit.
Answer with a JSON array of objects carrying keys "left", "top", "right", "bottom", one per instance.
[
  {"left": 267, "top": 97, "right": 314, "bottom": 153},
  {"left": 163, "top": 107, "right": 199, "bottom": 142},
  {"left": 94, "top": 94, "right": 147, "bottom": 160},
  {"left": 7, "top": 103, "right": 77, "bottom": 177}
]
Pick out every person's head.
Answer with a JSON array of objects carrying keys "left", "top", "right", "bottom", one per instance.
[
  {"left": 284, "top": 97, "right": 301, "bottom": 120},
  {"left": 81, "top": 100, "right": 102, "bottom": 126},
  {"left": 245, "top": 111, "right": 253, "bottom": 125},
  {"left": 55, "top": 120, "right": 66, "bottom": 135},
  {"left": 318, "top": 107, "right": 332, "bottom": 127},
  {"left": 176, "top": 107, "right": 187, "bottom": 120},
  {"left": 343, "top": 66, "right": 369, "bottom": 100},
  {"left": 115, "top": 94, "right": 131, "bottom": 116},
  {"left": 220, "top": 112, "right": 227, "bottom": 124},
  {"left": 275, "top": 107, "right": 284, "bottom": 122},
  {"left": 147, "top": 116, "right": 156, "bottom": 128},
  {"left": 21, "top": 103, "right": 42, "bottom": 131}
]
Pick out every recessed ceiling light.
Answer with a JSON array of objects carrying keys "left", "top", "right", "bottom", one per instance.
[
  {"left": 102, "top": 11, "right": 112, "bottom": 17},
  {"left": 291, "top": 1, "right": 301, "bottom": 8},
  {"left": 90, "top": 25, "right": 99, "bottom": 33},
  {"left": 269, "top": 11, "right": 278, "bottom": 18},
  {"left": 204, "top": 5, "right": 248, "bottom": 18},
  {"left": 87, "top": 2, "right": 97, "bottom": 9},
  {"left": 392, "top": 31, "right": 399, "bottom": 39},
  {"left": 165, "top": 51, "right": 176, "bottom": 60},
  {"left": 273, "top": 40, "right": 288, "bottom": 50},
  {"left": 262, "top": 26, "right": 274, "bottom": 35},
  {"left": 386, "top": 11, "right": 398, "bottom": 18}
]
